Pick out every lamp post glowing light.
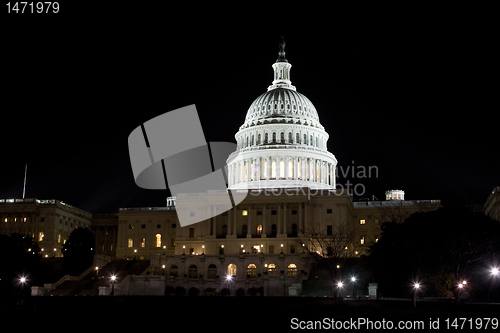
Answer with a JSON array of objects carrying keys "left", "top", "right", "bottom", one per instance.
[
  {"left": 413, "top": 282, "right": 420, "bottom": 309},
  {"left": 111, "top": 275, "right": 116, "bottom": 296},
  {"left": 492, "top": 267, "right": 499, "bottom": 276}
]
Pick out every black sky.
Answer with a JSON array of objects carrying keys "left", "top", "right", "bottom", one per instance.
[{"left": 1, "top": 8, "right": 498, "bottom": 213}]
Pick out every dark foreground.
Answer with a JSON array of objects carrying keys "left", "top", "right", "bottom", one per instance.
[{"left": 2, "top": 296, "right": 499, "bottom": 331}]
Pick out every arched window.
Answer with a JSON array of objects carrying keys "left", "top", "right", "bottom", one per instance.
[
  {"left": 287, "top": 263, "right": 297, "bottom": 275},
  {"left": 228, "top": 264, "right": 237, "bottom": 277},
  {"left": 267, "top": 263, "right": 277, "bottom": 276},
  {"left": 246, "top": 137, "right": 249, "bottom": 147},
  {"left": 272, "top": 132, "right": 276, "bottom": 142},
  {"left": 316, "top": 137, "right": 319, "bottom": 148},
  {"left": 317, "top": 164, "right": 320, "bottom": 182},
  {"left": 257, "top": 133, "right": 261, "bottom": 145},
  {"left": 271, "top": 160, "right": 276, "bottom": 178},
  {"left": 288, "top": 160, "right": 293, "bottom": 178},
  {"left": 169, "top": 265, "right": 178, "bottom": 277},
  {"left": 298, "top": 161, "right": 302, "bottom": 179},
  {"left": 310, "top": 135, "right": 313, "bottom": 146},
  {"left": 251, "top": 135, "right": 254, "bottom": 146},
  {"left": 188, "top": 264, "right": 198, "bottom": 279},
  {"left": 280, "top": 132, "right": 284, "bottom": 142},
  {"left": 208, "top": 264, "right": 217, "bottom": 280},
  {"left": 247, "top": 264, "right": 257, "bottom": 278},
  {"left": 257, "top": 225, "right": 262, "bottom": 236},
  {"left": 279, "top": 160, "right": 285, "bottom": 178},
  {"left": 303, "top": 134, "right": 307, "bottom": 145},
  {"left": 155, "top": 233, "right": 161, "bottom": 248},
  {"left": 263, "top": 160, "right": 267, "bottom": 178},
  {"left": 296, "top": 133, "right": 300, "bottom": 144},
  {"left": 288, "top": 132, "right": 292, "bottom": 143}
]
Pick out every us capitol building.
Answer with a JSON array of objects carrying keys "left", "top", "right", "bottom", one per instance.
[
  {"left": 109, "top": 39, "right": 440, "bottom": 297},
  {"left": 1, "top": 39, "right": 444, "bottom": 297}
]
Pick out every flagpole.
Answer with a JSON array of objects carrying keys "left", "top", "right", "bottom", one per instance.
[{"left": 22, "top": 164, "right": 27, "bottom": 199}]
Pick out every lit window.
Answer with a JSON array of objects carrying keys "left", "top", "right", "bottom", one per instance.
[
  {"left": 228, "top": 263, "right": 237, "bottom": 276},
  {"left": 3, "top": 218, "right": 7, "bottom": 223},
  {"left": 263, "top": 161, "right": 267, "bottom": 178},
  {"left": 360, "top": 219, "right": 366, "bottom": 225},
  {"left": 360, "top": 236, "right": 365, "bottom": 245},
  {"left": 267, "top": 263, "right": 277, "bottom": 276},
  {"left": 141, "top": 238, "right": 146, "bottom": 248},
  {"left": 57, "top": 233, "right": 61, "bottom": 243},
  {"left": 287, "top": 263, "right": 297, "bottom": 275},
  {"left": 271, "top": 160, "right": 276, "bottom": 178},
  {"left": 298, "top": 161, "right": 301, "bottom": 179},
  {"left": 156, "top": 234, "right": 161, "bottom": 248},
  {"left": 247, "top": 264, "right": 257, "bottom": 278},
  {"left": 288, "top": 160, "right": 293, "bottom": 178},
  {"left": 242, "top": 210, "right": 248, "bottom": 216},
  {"left": 38, "top": 231, "right": 44, "bottom": 242},
  {"left": 280, "top": 160, "right": 285, "bottom": 178},
  {"left": 257, "top": 225, "right": 262, "bottom": 236},
  {"left": 127, "top": 238, "right": 134, "bottom": 248},
  {"left": 23, "top": 217, "right": 26, "bottom": 222}
]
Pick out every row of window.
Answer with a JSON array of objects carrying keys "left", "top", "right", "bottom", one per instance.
[
  {"left": 232, "top": 158, "right": 334, "bottom": 185},
  {"left": 238, "top": 131, "right": 325, "bottom": 149},
  {"left": 168, "top": 263, "right": 298, "bottom": 279},
  {"left": 128, "top": 234, "right": 165, "bottom": 248}
]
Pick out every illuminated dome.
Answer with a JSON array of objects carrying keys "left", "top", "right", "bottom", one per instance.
[
  {"left": 227, "top": 37, "right": 337, "bottom": 190},
  {"left": 241, "top": 88, "right": 323, "bottom": 130}
]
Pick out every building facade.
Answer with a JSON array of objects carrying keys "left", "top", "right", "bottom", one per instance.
[
  {"left": 109, "top": 39, "right": 441, "bottom": 295},
  {"left": 0, "top": 198, "right": 92, "bottom": 257}
]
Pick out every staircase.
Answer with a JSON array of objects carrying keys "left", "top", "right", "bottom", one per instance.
[{"left": 38, "top": 259, "right": 150, "bottom": 296}]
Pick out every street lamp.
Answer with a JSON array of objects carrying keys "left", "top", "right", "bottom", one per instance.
[
  {"left": 351, "top": 276, "right": 356, "bottom": 299},
  {"left": 111, "top": 275, "right": 116, "bottom": 296},
  {"left": 337, "top": 281, "right": 344, "bottom": 297},
  {"left": 226, "top": 274, "right": 232, "bottom": 296},
  {"left": 413, "top": 282, "right": 420, "bottom": 309},
  {"left": 491, "top": 267, "right": 499, "bottom": 276}
]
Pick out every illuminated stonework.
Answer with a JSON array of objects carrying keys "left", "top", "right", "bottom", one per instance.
[{"left": 227, "top": 40, "right": 337, "bottom": 191}]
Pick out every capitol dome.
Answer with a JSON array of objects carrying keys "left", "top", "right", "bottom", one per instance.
[{"left": 227, "top": 37, "right": 337, "bottom": 191}]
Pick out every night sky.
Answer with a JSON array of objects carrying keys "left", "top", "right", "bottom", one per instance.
[{"left": 1, "top": 9, "right": 498, "bottom": 214}]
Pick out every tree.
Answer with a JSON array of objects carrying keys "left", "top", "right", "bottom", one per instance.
[
  {"left": 297, "top": 220, "right": 358, "bottom": 295},
  {"left": 62, "top": 227, "right": 95, "bottom": 275},
  {"left": 0, "top": 234, "right": 41, "bottom": 295},
  {"left": 367, "top": 206, "right": 500, "bottom": 303}
]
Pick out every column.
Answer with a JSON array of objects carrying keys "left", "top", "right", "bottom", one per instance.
[
  {"left": 285, "top": 156, "right": 289, "bottom": 180},
  {"left": 283, "top": 203, "right": 288, "bottom": 236},
  {"left": 262, "top": 204, "right": 267, "bottom": 237},
  {"left": 294, "top": 157, "right": 299, "bottom": 180},
  {"left": 276, "top": 156, "right": 280, "bottom": 179},
  {"left": 304, "top": 203, "right": 309, "bottom": 233},
  {"left": 277, "top": 204, "right": 282, "bottom": 234},
  {"left": 246, "top": 159, "right": 251, "bottom": 183},
  {"left": 266, "top": 157, "right": 271, "bottom": 180},
  {"left": 247, "top": 206, "right": 252, "bottom": 238},
  {"left": 212, "top": 205, "right": 217, "bottom": 236},
  {"left": 298, "top": 202, "right": 303, "bottom": 234},
  {"left": 302, "top": 158, "right": 306, "bottom": 181}
]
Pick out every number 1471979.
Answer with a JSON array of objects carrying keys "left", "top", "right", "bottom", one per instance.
[{"left": 6, "top": 2, "right": 59, "bottom": 13}]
